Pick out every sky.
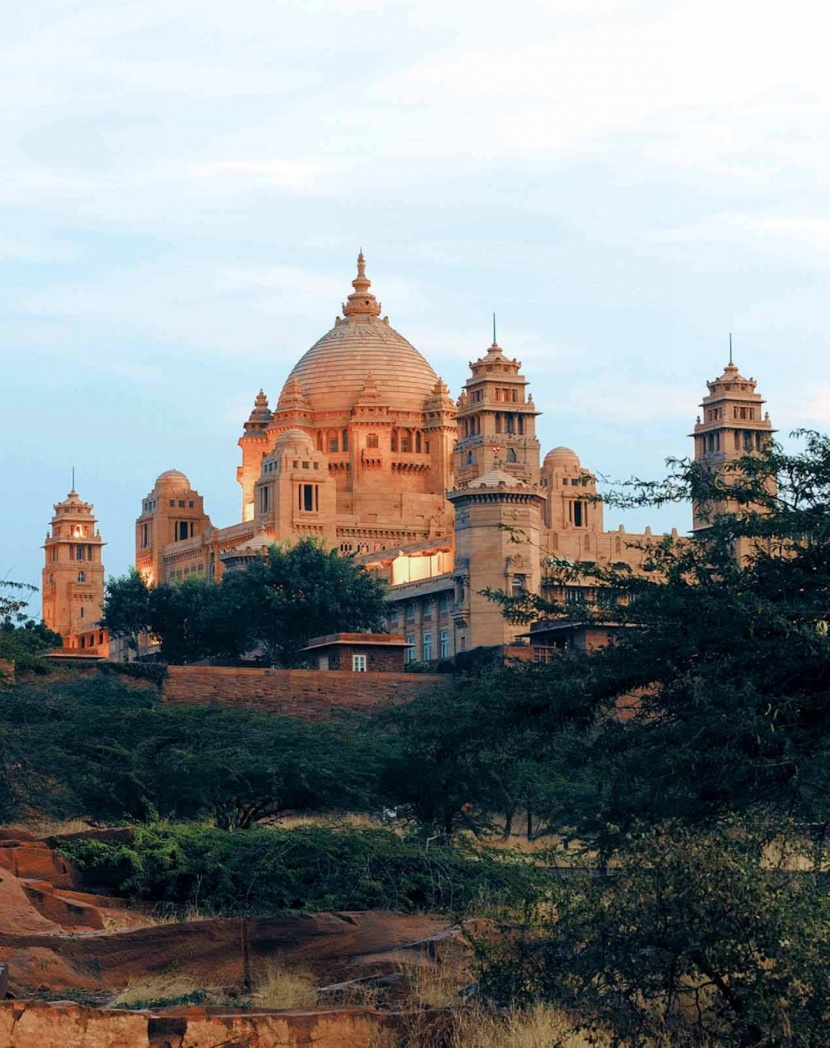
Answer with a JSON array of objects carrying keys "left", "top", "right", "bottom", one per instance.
[{"left": 2, "top": 0, "right": 829, "bottom": 606}]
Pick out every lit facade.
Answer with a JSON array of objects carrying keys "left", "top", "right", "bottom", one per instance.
[{"left": 132, "top": 254, "right": 771, "bottom": 659}]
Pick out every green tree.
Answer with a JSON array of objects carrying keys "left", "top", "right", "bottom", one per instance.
[
  {"left": 0, "top": 579, "right": 61, "bottom": 676},
  {"left": 219, "top": 539, "right": 387, "bottom": 666},
  {"left": 462, "top": 433, "right": 830, "bottom": 1042},
  {"left": 103, "top": 569, "right": 152, "bottom": 658}
]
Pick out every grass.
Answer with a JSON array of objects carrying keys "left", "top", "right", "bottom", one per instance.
[
  {"left": 251, "top": 960, "right": 318, "bottom": 1010},
  {"left": 369, "top": 1005, "right": 600, "bottom": 1047},
  {"left": 109, "top": 973, "right": 218, "bottom": 1010},
  {"left": 8, "top": 816, "right": 94, "bottom": 838}
]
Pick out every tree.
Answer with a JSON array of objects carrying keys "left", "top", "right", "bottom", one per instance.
[
  {"left": 457, "top": 433, "right": 830, "bottom": 1042},
  {"left": 219, "top": 539, "right": 387, "bottom": 667},
  {"left": 103, "top": 569, "right": 151, "bottom": 658},
  {"left": 0, "top": 579, "right": 61, "bottom": 676},
  {"left": 103, "top": 541, "right": 387, "bottom": 666}
]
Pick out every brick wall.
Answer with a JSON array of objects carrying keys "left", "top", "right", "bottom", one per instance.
[{"left": 162, "top": 665, "right": 451, "bottom": 719}]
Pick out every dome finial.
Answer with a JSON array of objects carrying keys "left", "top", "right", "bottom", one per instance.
[{"left": 343, "top": 250, "right": 381, "bottom": 319}]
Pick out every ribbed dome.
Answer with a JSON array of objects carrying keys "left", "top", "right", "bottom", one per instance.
[
  {"left": 544, "top": 447, "right": 580, "bottom": 470},
  {"left": 273, "top": 428, "right": 315, "bottom": 452},
  {"left": 155, "top": 469, "right": 191, "bottom": 489},
  {"left": 281, "top": 254, "right": 438, "bottom": 414}
]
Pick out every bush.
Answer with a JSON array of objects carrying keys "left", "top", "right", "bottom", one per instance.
[{"left": 57, "top": 823, "right": 543, "bottom": 918}]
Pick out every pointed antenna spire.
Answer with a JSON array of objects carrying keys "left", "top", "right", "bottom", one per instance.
[
  {"left": 729, "top": 332, "right": 734, "bottom": 366},
  {"left": 71, "top": 466, "right": 75, "bottom": 492},
  {"left": 492, "top": 312, "right": 497, "bottom": 345}
]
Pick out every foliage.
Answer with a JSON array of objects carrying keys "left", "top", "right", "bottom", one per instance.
[
  {"left": 417, "top": 433, "right": 830, "bottom": 1043},
  {"left": 0, "top": 674, "right": 388, "bottom": 827},
  {"left": 56, "top": 822, "right": 543, "bottom": 918},
  {"left": 0, "top": 579, "right": 61, "bottom": 675},
  {"left": 382, "top": 661, "right": 597, "bottom": 840},
  {"left": 218, "top": 538, "right": 387, "bottom": 666},
  {"left": 479, "top": 816, "right": 830, "bottom": 1046},
  {"left": 102, "top": 568, "right": 151, "bottom": 657},
  {"left": 103, "top": 539, "right": 387, "bottom": 666}
]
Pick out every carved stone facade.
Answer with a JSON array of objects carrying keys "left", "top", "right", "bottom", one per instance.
[{"left": 132, "top": 254, "right": 772, "bottom": 657}]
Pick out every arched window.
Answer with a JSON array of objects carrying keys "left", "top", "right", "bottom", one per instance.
[
  {"left": 391, "top": 430, "right": 398, "bottom": 452},
  {"left": 466, "top": 451, "right": 475, "bottom": 465},
  {"left": 316, "top": 431, "right": 324, "bottom": 451},
  {"left": 415, "top": 431, "right": 422, "bottom": 453},
  {"left": 341, "top": 429, "right": 349, "bottom": 452},
  {"left": 77, "top": 571, "right": 85, "bottom": 583},
  {"left": 507, "top": 448, "right": 518, "bottom": 463},
  {"left": 329, "top": 431, "right": 339, "bottom": 453}
]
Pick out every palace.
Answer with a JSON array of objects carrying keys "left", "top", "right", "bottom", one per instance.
[{"left": 46, "top": 253, "right": 773, "bottom": 660}]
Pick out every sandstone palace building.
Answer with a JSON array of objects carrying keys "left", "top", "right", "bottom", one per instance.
[{"left": 124, "top": 253, "right": 773, "bottom": 661}]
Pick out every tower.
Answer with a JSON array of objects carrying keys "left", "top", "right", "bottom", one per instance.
[
  {"left": 691, "top": 355, "right": 775, "bottom": 533},
  {"left": 135, "top": 470, "right": 211, "bottom": 586},
  {"left": 42, "top": 488, "right": 106, "bottom": 642},
  {"left": 453, "top": 341, "right": 540, "bottom": 487},
  {"left": 448, "top": 469, "right": 546, "bottom": 650},
  {"left": 238, "top": 390, "right": 273, "bottom": 523}
]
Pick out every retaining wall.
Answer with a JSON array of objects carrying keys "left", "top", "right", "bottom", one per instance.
[
  {"left": 0, "top": 1001, "right": 405, "bottom": 1048},
  {"left": 162, "top": 665, "right": 451, "bottom": 719}
]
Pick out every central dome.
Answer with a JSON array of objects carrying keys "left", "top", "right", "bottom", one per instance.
[{"left": 282, "top": 253, "right": 438, "bottom": 415}]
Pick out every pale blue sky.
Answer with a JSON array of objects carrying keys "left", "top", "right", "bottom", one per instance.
[{"left": 2, "top": 0, "right": 828, "bottom": 603}]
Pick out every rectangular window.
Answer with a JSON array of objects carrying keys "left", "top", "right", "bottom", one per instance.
[
  {"left": 406, "top": 603, "right": 415, "bottom": 621},
  {"left": 424, "top": 598, "right": 434, "bottom": 619},
  {"left": 422, "top": 632, "right": 433, "bottom": 661},
  {"left": 261, "top": 486, "right": 270, "bottom": 513},
  {"left": 440, "top": 630, "right": 450, "bottom": 658},
  {"left": 405, "top": 637, "right": 415, "bottom": 664},
  {"left": 352, "top": 653, "right": 367, "bottom": 672},
  {"left": 329, "top": 437, "right": 339, "bottom": 452},
  {"left": 141, "top": 523, "right": 149, "bottom": 547},
  {"left": 177, "top": 521, "right": 189, "bottom": 541},
  {"left": 366, "top": 434, "right": 379, "bottom": 449},
  {"left": 439, "top": 593, "right": 450, "bottom": 614}
]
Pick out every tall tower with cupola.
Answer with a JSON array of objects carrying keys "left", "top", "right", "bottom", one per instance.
[
  {"left": 42, "top": 488, "right": 106, "bottom": 641},
  {"left": 691, "top": 354, "right": 775, "bottom": 533},
  {"left": 453, "top": 341, "right": 540, "bottom": 487}
]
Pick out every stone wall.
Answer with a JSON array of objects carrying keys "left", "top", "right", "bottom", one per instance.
[
  {"left": 162, "top": 665, "right": 451, "bottom": 719},
  {"left": 0, "top": 1001, "right": 406, "bottom": 1048}
]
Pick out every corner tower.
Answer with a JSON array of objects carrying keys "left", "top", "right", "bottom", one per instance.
[
  {"left": 691, "top": 354, "right": 775, "bottom": 533},
  {"left": 42, "top": 488, "right": 105, "bottom": 641}
]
